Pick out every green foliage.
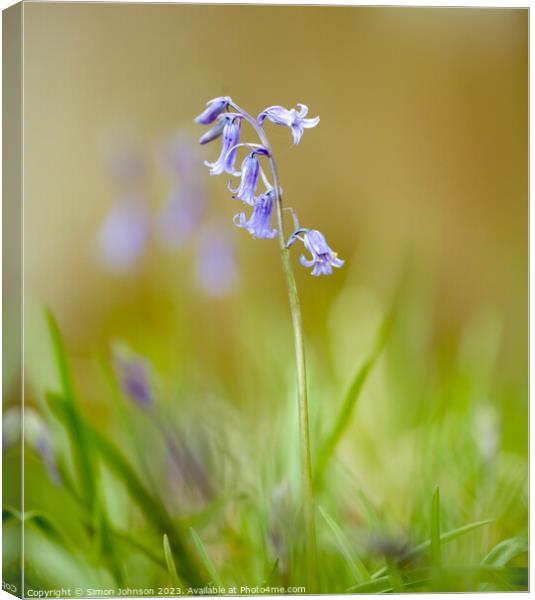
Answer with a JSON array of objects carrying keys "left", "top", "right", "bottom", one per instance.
[
  {"left": 17, "top": 294, "right": 527, "bottom": 594},
  {"left": 430, "top": 487, "right": 441, "bottom": 567},
  {"left": 189, "top": 528, "right": 223, "bottom": 587}
]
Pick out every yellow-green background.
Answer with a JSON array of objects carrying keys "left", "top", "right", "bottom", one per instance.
[{"left": 22, "top": 4, "right": 526, "bottom": 355}]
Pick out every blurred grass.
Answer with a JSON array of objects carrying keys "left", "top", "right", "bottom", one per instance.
[{"left": 4, "top": 259, "right": 527, "bottom": 593}]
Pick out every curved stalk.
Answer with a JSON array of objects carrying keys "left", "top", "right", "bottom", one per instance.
[{"left": 229, "top": 102, "right": 317, "bottom": 590}]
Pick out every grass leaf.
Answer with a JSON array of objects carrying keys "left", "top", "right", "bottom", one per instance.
[
  {"left": 314, "top": 308, "right": 395, "bottom": 487},
  {"left": 88, "top": 420, "right": 203, "bottom": 586},
  {"left": 351, "top": 566, "right": 527, "bottom": 593},
  {"left": 482, "top": 536, "right": 528, "bottom": 567},
  {"left": 189, "top": 527, "right": 223, "bottom": 587},
  {"left": 318, "top": 506, "right": 369, "bottom": 583},
  {"left": 371, "top": 519, "right": 494, "bottom": 579},
  {"left": 163, "top": 534, "right": 180, "bottom": 585},
  {"left": 430, "top": 487, "right": 441, "bottom": 567},
  {"left": 46, "top": 313, "right": 97, "bottom": 513}
]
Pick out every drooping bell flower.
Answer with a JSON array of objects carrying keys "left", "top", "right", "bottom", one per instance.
[
  {"left": 258, "top": 103, "right": 320, "bottom": 145},
  {"left": 204, "top": 116, "right": 241, "bottom": 176},
  {"left": 234, "top": 189, "right": 277, "bottom": 239},
  {"left": 228, "top": 148, "right": 268, "bottom": 205},
  {"left": 194, "top": 96, "right": 230, "bottom": 125},
  {"left": 199, "top": 117, "right": 226, "bottom": 146},
  {"left": 287, "top": 228, "right": 344, "bottom": 276}
]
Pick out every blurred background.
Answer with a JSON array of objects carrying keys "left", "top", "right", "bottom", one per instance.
[
  {"left": 3, "top": 4, "right": 528, "bottom": 593},
  {"left": 21, "top": 4, "right": 527, "bottom": 374}
]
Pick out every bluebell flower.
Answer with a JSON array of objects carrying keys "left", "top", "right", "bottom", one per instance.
[
  {"left": 234, "top": 189, "right": 277, "bottom": 239},
  {"left": 107, "top": 141, "right": 147, "bottom": 190},
  {"left": 114, "top": 352, "right": 154, "bottom": 409},
  {"left": 228, "top": 148, "right": 268, "bottom": 205},
  {"left": 163, "top": 133, "right": 202, "bottom": 178},
  {"left": 258, "top": 103, "right": 320, "bottom": 145},
  {"left": 24, "top": 409, "right": 61, "bottom": 485},
  {"left": 199, "top": 117, "right": 226, "bottom": 146},
  {"left": 157, "top": 135, "right": 206, "bottom": 249},
  {"left": 96, "top": 196, "right": 149, "bottom": 272},
  {"left": 205, "top": 116, "right": 241, "bottom": 176},
  {"left": 194, "top": 96, "right": 230, "bottom": 125},
  {"left": 287, "top": 228, "right": 344, "bottom": 276},
  {"left": 156, "top": 185, "right": 206, "bottom": 250},
  {"left": 195, "top": 224, "right": 238, "bottom": 297}
]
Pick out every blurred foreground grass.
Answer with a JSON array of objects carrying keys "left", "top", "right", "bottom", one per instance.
[{"left": 3, "top": 262, "right": 527, "bottom": 594}]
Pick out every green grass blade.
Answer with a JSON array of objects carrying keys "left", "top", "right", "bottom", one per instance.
[
  {"left": 482, "top": 536, "right": 528, "bottom": 567},
  {"left": 352, "top": 565, "right": 527, "bottom": 593},
  {"left": 371, "top": 519, "right": 494, "bottom": 579},
  {"left": 189, "top": 527, "right": 223, "bottom": 587},
  {"left": 262, "top": 559, "right": 280, "bottom": 587},
  {"left": 47, "top": 391, "right": 202, "bottom": 586},
  {"left": 430, "top": 487, "right": 441, "bottom": 567},
  {"left": 113, "top": 530, "right": 167, "bottom": 571},
  {"left": 88, "top": 422, "right": 203, "bottom": 586},
  {"left": 163, "top": 534, "right": 180, "bottom": 585},
  {"left": 46, "top": 310, "right": 77, "bottom": 402},
  {"left": 46, "top": 314, "right": 97, "bottom": 513},
  {"left": 386, "top": 557, "right": 404, "bottom": 593},
  {"left": 318, "top": 506, "right": 369, "bottom": 583},
  {"left": 2, "top": 505, "right": 22, "bottom": 523},
  {"left": 314, "top": 309, "right": 395, "bottom": 487},
  {"left": 348, "top": 575, "right": 393, "bottom": 594},
  {"left": 356, "top": 490, "right": 381, "bottom": 531}
]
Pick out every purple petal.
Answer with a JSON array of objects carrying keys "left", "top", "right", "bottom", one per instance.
[{"left": 194, "top": 96, "right": 230, "bottom": 125}]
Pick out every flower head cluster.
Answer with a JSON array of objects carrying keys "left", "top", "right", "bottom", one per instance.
[{"left": 195, "top": 97, "right": 344, "bottom": 275}]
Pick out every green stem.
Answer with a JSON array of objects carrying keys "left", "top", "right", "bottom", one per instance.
[{"left": 230, "top": 102, "right": 317, "bottom": 590}]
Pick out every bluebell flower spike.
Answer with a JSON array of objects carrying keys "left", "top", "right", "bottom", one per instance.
[
  {"left": 195, "top": 96, "right": 344, "bottom": 277},
  {"left": 258, "top": 103, "right": 320, "bottom": 145},
  {"left": 234, "top": 189, "right": 277, "bottom": 239}
]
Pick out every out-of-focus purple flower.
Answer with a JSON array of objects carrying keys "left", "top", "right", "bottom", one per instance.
[
  {"left": 268, "top": 481, "right": 292, "bottom": 576},
  {"left": 195, "top": 224, "right": 238, "bottom": 297},
  {"left": 3, "top": 407, "right": 21, "bottom": 451},
  {"left": 114, "top": 352, "right": 154, "bottom": 409},
  {"left": 205, "top": 117, "right": 241, "bottom": 176},
  {"left": 195, "top": 96, "right": 231, "bottom": 125},
  {"left": 156, "top": 186, "right": 206, "bottom": 250},
  {"left": 166, "top": 434, "right": 213, "bottom": 500},
  {"left": 96, "top": 196, "right": 149, "bottom": 272},
  {"left": 287, "top": 228, "right": 344, "bottom": 276},
  {"left": 258, "top": 104, "right": 320, "bottom": 145},
  {"left": 156, "top": 135, "right": 207, "bottom": 249},
  {"left": 163, "top": 134, "right": 203, "bottom": 180},
  {"left": 233, "top": 189, "right": 277, "bottom": 239},
  {"left": 228, "top": 149, "right": 268, "bottom": 205},
  {"left": 107, "top": 143, "right": 147, "bottom": 190},
  {"left": 24, "top": 409, "right": 61, "bottom": 485}
]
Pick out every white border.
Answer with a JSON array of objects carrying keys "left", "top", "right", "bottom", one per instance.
[{"left": 0, "top": 2, "right": 530, "bottom": 600}]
